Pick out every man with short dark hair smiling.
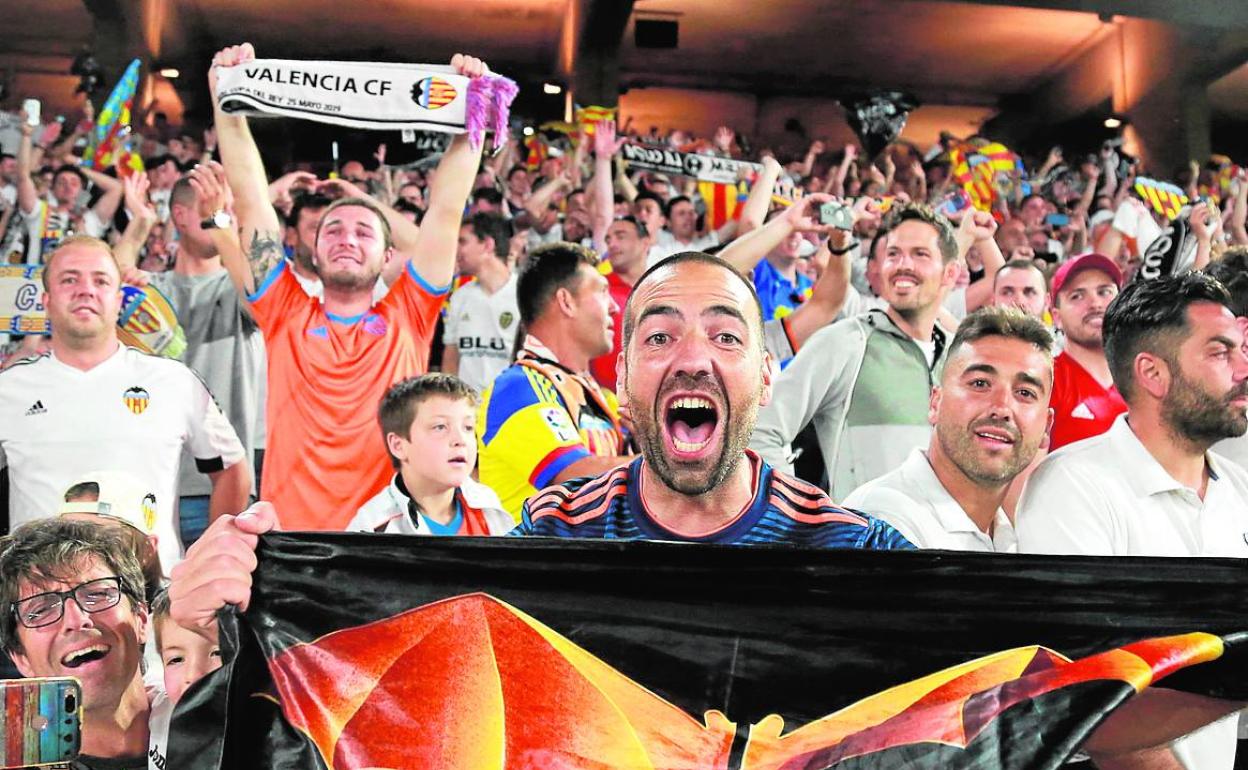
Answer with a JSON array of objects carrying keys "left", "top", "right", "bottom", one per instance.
[{"left": 845, "top": 306, "right": 1053, "bottom": 551}]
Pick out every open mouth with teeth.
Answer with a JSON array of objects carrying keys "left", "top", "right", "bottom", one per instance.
[
  {"left": 664, "top": 395, "right": 721, "bottom": 459},
  {"left": 972, "top": 426, "right": 1016, "bottom": 447},
  {"left": 61, "top": 645, "right": 109, "bottom": 669}
]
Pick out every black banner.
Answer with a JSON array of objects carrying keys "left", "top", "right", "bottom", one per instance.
[
  {"left": 841, "top": 92, "right": 919, "bottom": 160},
  {"left": 169, "top": 535, "right": 1248, "bottom": 769},
  {"left": 1137, "top": 208, "right": 1197, "bottom": 281},
  {"left": 621, "top": 143, "right": 762, "bottom": 184}
]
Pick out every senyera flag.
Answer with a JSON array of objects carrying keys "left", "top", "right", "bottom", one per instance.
[{"left": 169, "top": 536, "right": 1248, "bottom": 769}]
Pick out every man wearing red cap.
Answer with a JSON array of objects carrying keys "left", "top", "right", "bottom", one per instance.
[{"left": 1048, "top": 253, "right": 1127, "bottom": 450}]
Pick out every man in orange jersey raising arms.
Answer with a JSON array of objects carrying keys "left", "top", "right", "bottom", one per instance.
[{"left": 208, "top": 43, "right": 488, "bottom": 529}]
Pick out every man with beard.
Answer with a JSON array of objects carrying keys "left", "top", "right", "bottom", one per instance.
[
  {"left": 167, "top": 254, "right": 912, "bottom": 643},
  {"left": 1018, "top": 271, "right": 1248, "bottom": 770},
  {"left": 1047, "top": 253, "right": 1126, "bottom": 450},
  {"left": 508, "top": 252, "right": 910, "bottom": 545},
  {"left": 844, "top": 307, "right": 1053, "bottom": 551},
  {"left": 210, "top": 43, "right": 488, "bottom": 530},
  {"left": 751, "top": 204, "right": 998, "bottom": 499}
]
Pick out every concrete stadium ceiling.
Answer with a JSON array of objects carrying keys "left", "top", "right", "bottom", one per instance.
[
  {"left": 620, "top": 0, "right": 1109, "bottom": 104},
  {"left": 1210, "top": 62, "right": 1248, "bottom": 121},
  {"left": 1, "top": 0, "right": 1244, "bottom": 125},
  {"left": 178, "top": 0, "right": 568, "bottom": 75}
]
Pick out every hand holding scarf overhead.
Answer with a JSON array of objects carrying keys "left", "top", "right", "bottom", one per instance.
[{"left": 214, "top": 58, "right": 518, "bottom": 150}]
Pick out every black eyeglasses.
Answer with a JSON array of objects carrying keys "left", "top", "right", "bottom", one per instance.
[{"left": 12, "top": 577, "right": 129, "bottom": 629}]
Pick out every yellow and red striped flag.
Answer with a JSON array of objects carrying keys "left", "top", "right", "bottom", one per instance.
[{"left": 698, "top": 179, "right": 750, "bottom": 231}]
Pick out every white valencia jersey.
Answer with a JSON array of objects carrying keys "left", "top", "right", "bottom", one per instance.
[
  {"left": 0, "top": 345, "right": 245, "bottom": 569},
  {"left": 442, "top": 274, "right": 521, "bottom": 394}
]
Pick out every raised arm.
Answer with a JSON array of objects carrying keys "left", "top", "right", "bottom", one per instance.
[
  {"left": 209, "top": 43, "right": 284, "bottom": 295},
  {"left": 1231, "top": 171, "right": 1247, "bottom": 246},
  {"left": 958, "top": 210, "right": 1004, "bottom": 313},
  {"left": 780, "top": 198, "right": 880, "bottom": 348},
  {"left": 825, "top": 144, "right": 857, "bottom": 198},
  {"left": 795, "top": 140, "right": 823, "bottom": 181},
  {"left": 78, "top": 164, "right": 123, "bottom": 223},
  {"left": 736, "top": 155, "right": 782, "bottom": 237},
  {"left": 1189, "top": 201, "right": 1219, "bottom": 271},
  {"left": 407, "top": 53, "right": 490, "bottom": 289},
  {"left": 716, "top": 193, "right": 836, "bottom": 276},
  {"left": 589, "top": 121, "right": 624, "bottom": 252},
  {"left": 188, "top": 162, "right": 253, "bottom": 307},
  {"left": 614, "top": 156, "right": 639, "bottom": 203},
  {"left": 15, "top": 111, "right": 40, "bottom": 216},
  {"left": 113, "top": 172, "right": 158, "bottom": 272},
  {"left": 525, "top": 169, "right": 572, "bottom": 222}
]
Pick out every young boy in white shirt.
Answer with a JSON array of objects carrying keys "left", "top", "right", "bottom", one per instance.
[{"left": 348, "top": 374, "right": 512, "bottom": 536}]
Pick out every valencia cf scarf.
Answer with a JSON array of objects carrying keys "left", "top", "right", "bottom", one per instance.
[
  {"left": 169, "top": 535, "right": 1248, "bottom": 769},
  {"left": 621, "top": 142, "right": 762, "bottom": 185},
  {"left": 215, "top": 59, "right": 518, "bottom": 150}
]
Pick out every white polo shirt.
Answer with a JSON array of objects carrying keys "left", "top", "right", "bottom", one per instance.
[
  {"left": 0, "top": 344, "right": 245, "bottom": 570},
  {"left": 1017, "top": 413, "right": 1248, "bottom": 770},
  {"left": 843, "top": 447, "right": 1016, "bottom": 552}
]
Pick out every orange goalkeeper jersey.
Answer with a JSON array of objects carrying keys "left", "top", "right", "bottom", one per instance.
[{"left": 249, "top": 261, "right": 448, "bottom": 530}]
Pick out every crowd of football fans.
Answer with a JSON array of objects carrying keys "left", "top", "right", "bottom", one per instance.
[{"left": 2, "top": 41, "right": 1248, "bottom": 770}]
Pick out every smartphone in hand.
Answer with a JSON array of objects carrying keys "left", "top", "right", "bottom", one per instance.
[{"left": 0, "top": 677, "right": 81, "bottom": 768}]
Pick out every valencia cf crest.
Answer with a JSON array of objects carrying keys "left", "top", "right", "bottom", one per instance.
[
  {"left": 411, "top": 77, "right": 457, "bottom": 110},
  {"left": 499, "top": 311, "right": 514, "bottom": 330},
  {"left": 123, "top": 386, "right": 150, "bottom": 415}
]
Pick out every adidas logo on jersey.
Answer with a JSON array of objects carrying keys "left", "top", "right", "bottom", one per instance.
[{"left": 25, "top": 400, "right": 46, "bottom": 416}]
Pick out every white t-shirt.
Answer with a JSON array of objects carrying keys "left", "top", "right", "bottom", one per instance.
[
  {"left": 843, "top": 447, "right": 1016, "bottom": 552},
  {"left": 526, "top": 222, "right": 564, "bottom": 252},
  {"left": 0, "top": 345, "right": 245, "bottom": 570},
  {"left": 20, "top": 198, "right": 106, "bottom": 265},
  {"left": 1017, "top": 413, "right": 1248, "bottom": 770},
  {"left": 646, "top": 229, "right": 721, "bottom": 267},
  {"left": 913, "top": 337, "right": 938, "bottom": 368},
  {"left": 442, "top": 273, "right": 520, "bottom": 394},
  {"left": 942, "top": 285, "right": 968, "bottom": 320},
  {"left": 838, "top": 286, "right": 888, "bottom": 320},
  {"left": 147, "top": 684, "right": 172, "bottom": 770}
]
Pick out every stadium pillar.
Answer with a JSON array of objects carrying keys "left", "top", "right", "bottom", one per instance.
[{"left": 558, "top": 0, "right": 634, "bottom": 113}]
